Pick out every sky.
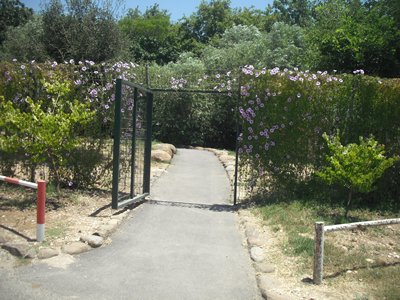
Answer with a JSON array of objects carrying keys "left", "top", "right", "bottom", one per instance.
[{"left": 20, "top": 0, "right": 273, "bottom": 21}]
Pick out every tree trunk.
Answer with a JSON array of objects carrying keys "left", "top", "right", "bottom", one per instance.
[{"left": 345, "top": 189, "right": 352, "bottom": 218}]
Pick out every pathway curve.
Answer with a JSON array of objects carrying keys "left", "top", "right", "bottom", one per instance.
[{"left": 0, "top": 149, "right": 261, "bottom": 300}]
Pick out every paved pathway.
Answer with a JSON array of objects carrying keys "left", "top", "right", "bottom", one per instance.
[{"left": 1, "top": 149, "right": 260, "bottom": 299}]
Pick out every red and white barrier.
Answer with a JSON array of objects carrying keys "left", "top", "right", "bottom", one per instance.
[{"left": 0, "top": 175, "right": 46, "bottom": 242}]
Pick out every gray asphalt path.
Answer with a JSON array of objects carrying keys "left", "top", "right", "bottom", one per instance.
[{"left": 1, "top": 149, "right": 260, "bottom": 300}]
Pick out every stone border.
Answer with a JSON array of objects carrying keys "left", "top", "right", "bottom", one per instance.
[
  {"left": 237, "top": 209, "right": 292, "bottom": 300},
  {"left": 0, "top": 208, "right": 132, "bottom": 260}
]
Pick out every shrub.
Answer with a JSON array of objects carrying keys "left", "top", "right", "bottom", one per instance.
[{"left": 316, "top": 131, "right": 398, "bottom": 216}]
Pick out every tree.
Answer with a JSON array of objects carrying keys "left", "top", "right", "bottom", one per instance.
[
  {"left": 310, "top": 0, "right": 400, "bottom": 77},
  {"left": 316, "top": 132, "right": 398, "bottom": 217},
  {"left": 201, "top": 23, "right": 314, "bottom": 70},
  {"left": 42, "top": 0, "right": 127, "bottom": 62},
  {"left": 180, "top": 0, "right": 234, "bottom": 44},
  {"left": 270, "top": 0, "right": 314, "bottom": 27},
  {"left": 119, "top": 4, "right": 181, "bottom": 64},
  {"left": 0, "top": 15, "right": 48, "bottom": 61},
  {"left": 0, "top": 0, "right": 33, "bottom": 45}
]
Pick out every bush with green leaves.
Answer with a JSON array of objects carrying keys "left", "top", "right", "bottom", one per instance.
[
  {"left": 0, "top": 80, "right": 95, "bottom": 191},
  {"left": 316, "top": 132, "right": 398, "bottom": 216}
]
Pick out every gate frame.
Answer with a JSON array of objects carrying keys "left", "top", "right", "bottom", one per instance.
[
  {"left": 112, "top": 68, "right": 242, "bottom": 208},
  {"left": 112, "top": 79, "right": 153, "bottom": 209}
]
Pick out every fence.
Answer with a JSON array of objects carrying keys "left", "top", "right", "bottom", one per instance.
[
  {"left": 313, "top": 218, "right": 400, "bottom": 284},
  {"left": 0, "top": 175, "right": 46, "bottom": 242}
]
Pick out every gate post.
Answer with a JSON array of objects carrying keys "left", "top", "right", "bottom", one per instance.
[
  {"left": 112, "top": 79, "right": 122, "bottom": 209},
  {"left": 143, "top": 92, "right": 153, "bottom": 194},
  {"left": 233, "top": 68, "right": 242, "bottom": 205}
]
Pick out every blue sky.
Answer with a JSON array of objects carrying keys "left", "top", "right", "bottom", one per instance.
[{"left": 21, "top": 0, "right": 273, "bottom": 21}]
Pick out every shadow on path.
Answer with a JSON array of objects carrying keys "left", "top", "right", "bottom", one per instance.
[{"left": 147, "top": 199, "right": 238, "bottom": 212}]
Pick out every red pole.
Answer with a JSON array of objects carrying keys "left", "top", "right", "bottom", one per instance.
[{"left": 36, "top": 180, "right": 46, "bottom": 242}]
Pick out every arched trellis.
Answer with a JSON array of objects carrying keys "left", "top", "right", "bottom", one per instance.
[{"left": 111, "top": 68, "right": 244, "bottom": 209}]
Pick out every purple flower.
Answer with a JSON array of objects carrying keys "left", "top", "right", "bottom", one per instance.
[{"left": 90, "top": 89, "right": 98, "bottom": 98}]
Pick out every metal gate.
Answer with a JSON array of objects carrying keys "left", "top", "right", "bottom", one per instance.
[
  {"left": 111, "top": 70, "right": 245, "bottom": 208},
  {"left": 111, "top": 79, "right": 153, "bottom": 209}
]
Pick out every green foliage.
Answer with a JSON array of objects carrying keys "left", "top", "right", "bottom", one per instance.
[
  {"left": 271, "top": 0, "right": 314, "bottom": 27},
  {"left": 310, "top": 0, "right": 400, "bottom": 77},
  {"left": 201, "top": 23, "right": 315, "bottom": 70},
  {"left": 119, "top": 4, "right": 180, "bottom": 64},
  {"left": 317, "top": 131, "right": 398, "bottom": 194},
  {"left": 148, "top": 61, "right": 236, "bottom": 148},
  {"left": 238, "top": 68, "right": 400, "bottom": 207},
  {"left": 42, "top": 0, "right": 127, "bottom": 62},
  {"left": 0, "top": 79, "right": 95, "bottom": 191},
  {"left": 0, "top": 0, "right": 33, "bottom": 45},
  {"left": 0, "top": 15, "right": 48, "bottom": 61},
  {"left": 180, "top": 0, "right": 234, "bottom": 44}
]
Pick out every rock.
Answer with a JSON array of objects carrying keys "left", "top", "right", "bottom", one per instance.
[
  {"left": 38, "top": 248, "right": 59, "bottom": 259},
  {"left": 225, "top": 165, "right": 235, "bottom": 172},
  {"left": 247, "top": 236, "right": 263, "bottom": 247},
  {"left": 255, "top": 262, "right": 276, "bottom": 273},
  {"left": 62, "top": 242, "right": 91, "bottom": 255},
  {"left": 365, "top": 258, "right": 374, "bottom": 264},
  {"left": 219, "top": 155, "right": 234, "bottom": 165},
  {"left": 250, "top": 246, "right": 265, "bottom": 262},
  {"left": 80, "top": 235, "right": 104, "bottom": 248},
  {"left": 95, "top": 224, "right": 117, "bottom": 238},
  {"left": 41, "top": 253, "right": 75, "bottom": 269},
  {"left": 257, "top": 274, "right": 288, "bottom": 300},
  {"left": 245, "top": 225, "right": 259, "bottom": 239},
  {"left": 261, "top": 289, "right": 291, "bottom": 300},
  {"left": 153, "top": 144, "right": 176, "bottom": 157},
  {"left": 2, "top": 243, "right": 36, "bottom": 258},
  {"left": 151, "top": 150, "right": 172, "bottom": 163},
  {"left": 0, "top": 233, "right": 9, "bottom": 244}
]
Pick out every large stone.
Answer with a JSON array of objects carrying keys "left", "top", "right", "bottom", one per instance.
[
  {"left": 225, "top": 165, "right": 235, "bottom": 172},
  {"left": 247, "top": 236, "right": 264, "bottom": 247},
  {"left": 257, "top": 274, "right": 290, "bottom": 300},
  {"left": 255, "top": 262, "right": 276, "bottom": 273},
  {"left": 80, "top": 234, "right": 104, "bottom": 248},
  {"left": 153, "top": 144, "right": 174, "bottom": 157},
  {"left": 62, "top": 242, "right": 91, "bottom": 255},
  {"left": 41, "top": 253, "right": 75, "bottom": 269},
  {"left": 0, "top": 233, "right": 9, "bottom": 244},
  {"left": 95, "top": 224, "right": 117, "bottom": 238},
  {"left": 219, "top": 155, "right": 235, "bottom": 165},
  {"left": 38, "top": 248, "right": 59, "bottom": 259},
  {"left": 250, "top": 246, "right": 265, "bottom": 262},
  {"left": 151, "top": 150, "right": 172, "bottom": 163},
  {"left": 2, "top": 243, "right": 36, "bottom": 258}
]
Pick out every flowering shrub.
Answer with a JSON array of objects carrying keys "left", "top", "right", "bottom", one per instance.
[
  {"left": 0, "top": 60, "right": 399, "bottom": 207},
  {"left": 237, "top": 66, "right": 400, "bottom": 206}
]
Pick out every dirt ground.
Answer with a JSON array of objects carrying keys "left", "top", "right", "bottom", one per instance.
[{"left": 239, "top": 209, "right": 400, "bottom": 300}]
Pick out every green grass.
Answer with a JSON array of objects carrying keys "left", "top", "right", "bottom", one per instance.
[{"left": 255, "top": 199, "right": 400, "bottom": 297}]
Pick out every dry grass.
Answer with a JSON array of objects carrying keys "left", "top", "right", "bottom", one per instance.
[{"left": 254, "top": 200, "right": 400, "bottom": 299}]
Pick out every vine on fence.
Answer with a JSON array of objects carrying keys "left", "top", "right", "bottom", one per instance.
[{"left": 0, "top": 60, "right": 399, "bottom": 207}]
